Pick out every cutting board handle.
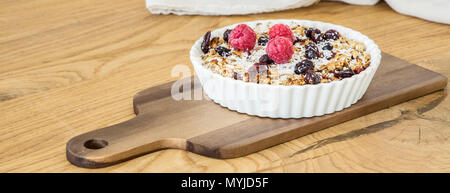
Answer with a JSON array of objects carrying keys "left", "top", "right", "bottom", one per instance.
[{"left": 66, "top": 116, "right": 186, "bottom": 168}]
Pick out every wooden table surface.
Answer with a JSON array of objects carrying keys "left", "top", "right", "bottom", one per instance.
[{"left": 1, "top": 0, "right": 449, "bottom": 173}]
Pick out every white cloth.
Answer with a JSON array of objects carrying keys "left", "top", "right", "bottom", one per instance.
[
  {"left": 146, "top": 0, "right": 320, "bottom": 15},
  {"left": 327, "top": 0, "right": 379, "bottom": 5},
  {"left": 385, "top": 0, "right": 450, "bottom": 25},
  {"left": 146, "top": 0, "right": 450, "bottom": 25}
]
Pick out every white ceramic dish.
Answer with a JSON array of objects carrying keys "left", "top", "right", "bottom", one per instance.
[{"left": 190, "top": 19, "right": 381, "bottom": 118}]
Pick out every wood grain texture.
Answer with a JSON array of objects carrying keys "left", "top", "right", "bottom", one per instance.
[
  {"left": 0, "top": 0, "right": 449, "bottom": 172},
  {"left": 66, "top": 53, "right": 447, "bottom": 168}
]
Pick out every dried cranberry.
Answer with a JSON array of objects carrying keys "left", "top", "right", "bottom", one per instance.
[
  {"left": 323, "top": 29, "right": 340, "bottom": 40},
  {"left": 305, "top": 48, "right": 319, "bottom": 59},
  {"left": 334, "top": 69, "right": 355, "bottom": 79},
  {"left": 294, "top": 59, "right": 314, "bottom": 75},
  {"left": 305, "top": 28, "right": 311, "bottom": 37},
  {"left": 305, "top": 43, "right": 321, "bottom": 59},
  {"left": 258, "top": 36, "right": 269, "bottom": 46},
  {"left": 305, "top": 28, "right": 316, "bottom": 38},
  {"left": 223, "top": 29, "right": 232, "bottom": 43},
  {"left": 311, "top": 30, "right": 323, "bottom": 43},
  {"left": 305, "top": 28, "right": 322, "bottom": 42},
  {"left": 214, "top": 46, "right": 231, "bottom": 57},
  {"left": 322, "top": 43, "right": 333, "bottom": 50},
  {"left": 201, "top": 31, "right": 211, "bottom": 53},
  {"left": 305, "top": 42, "right": 318, "bottom": 51},
  {"left": 305, "top": 69, "right": 321, "bottom": 84},
  {"left": 259, "top": 54, "right": 273, "bottom": 65}
]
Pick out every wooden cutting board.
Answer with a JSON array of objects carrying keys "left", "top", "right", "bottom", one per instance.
[{"left": 66, "top": 53, "right": 447, "bottom": 168}]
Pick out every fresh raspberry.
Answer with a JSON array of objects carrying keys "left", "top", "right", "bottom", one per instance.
[
  {"left": 269, "top": 24, "right": 295, "bottom": 42},
  {"left": 266, "top": 37, "right": 294, "bottom": 64},
  {"left": 228, "top": 24, "right": 256, "bottom": 51}
]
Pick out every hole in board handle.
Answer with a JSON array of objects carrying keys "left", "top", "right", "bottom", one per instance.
[{"left": 84, "top": 139, "right": 108, "bottom": 149}]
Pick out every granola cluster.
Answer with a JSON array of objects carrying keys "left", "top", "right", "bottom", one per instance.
[{"left": 200, "top": 22, "right": 371, "bottom": 85}]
